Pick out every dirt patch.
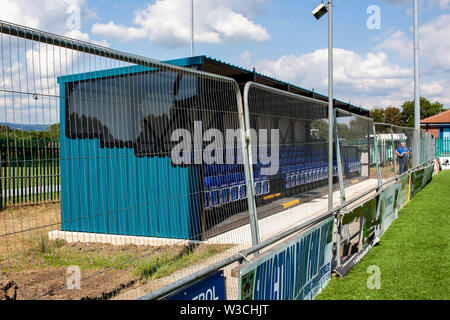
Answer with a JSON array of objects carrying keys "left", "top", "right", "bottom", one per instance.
[
  {"left": 1, "top": 236, "right": 232, "bottom": 300},
  {"left": 1, "top": 203, "right": 233, "bottom": 300},
  {"left": 1, "top": 267, "right": 139, "bottom": 300}
]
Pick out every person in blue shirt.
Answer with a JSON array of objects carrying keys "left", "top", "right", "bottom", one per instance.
[{"left": 396, "top": 141, "right": 410, "bottom": 174}]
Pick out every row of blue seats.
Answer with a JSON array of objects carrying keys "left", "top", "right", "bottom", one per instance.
[
  {"left": 280, "top": 151, "right": 327, "bottom": 159},
  {"left": 285, "top": 163, "right": 338, "bottom": 189},
  {"left": 204, "top": 169, "right": 270, "bottom": 190},
  {"left": 280, "top": 156, "right": 325, "bottom": 167},
  {"left": 204, "top": 179, "right": 270, "bottom": 208},
  {"left": 204, "top": 163, "right": 273, "bottom": 177},
  {"left": 204, "top": 164, "right": 243, "bottom": 177},
  {"left": 204, "top": 160, "right": 361, "bottom": 187},
  {"left": 347, "top": 159, "right": 362, "bottom": 173}
]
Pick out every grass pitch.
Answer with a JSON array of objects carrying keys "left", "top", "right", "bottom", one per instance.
[{"left": 317, "top": 170, "right": 450, "bottom": 300}]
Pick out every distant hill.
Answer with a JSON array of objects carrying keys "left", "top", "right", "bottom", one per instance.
[{"left": 0, "top": 123, "right": 55, "bottom": 132}]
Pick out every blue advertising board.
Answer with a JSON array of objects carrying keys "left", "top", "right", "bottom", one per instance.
[
  {"left": 164, "top": 270, "right": 226, "bottom": 300},
  {"left": 239, "top": 218, "right": 334, "bottom": 300}
]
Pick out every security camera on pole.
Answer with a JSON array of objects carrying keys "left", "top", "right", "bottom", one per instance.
[
  {"left": 312, "top": 1, "right": 334, "bottom": 212},
  {"left": 313, "top": 0, "right": 344, "bottom": 268}
]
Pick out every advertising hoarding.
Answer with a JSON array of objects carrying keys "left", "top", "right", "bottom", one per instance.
[{"left": 239, "top": 218, "right": 334, "bottom": 301}]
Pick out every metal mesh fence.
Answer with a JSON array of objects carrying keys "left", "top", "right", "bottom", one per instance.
[
  {"left": 374, "top": 123, "right": 396, "bottom": 181},
  {"left": 0, "top": 21, "right": 256, "bottom": 300},
  {"left": 336, "top": 124, "right": 436, "bottom": 267},
  {"left": 435, "top": 138, "right": 450, "bottom": 157},
  {"left": 373, "top": 124, "right": 434, "bottom": 177},
  {"left": 420, "top": 129, "right": 433, "bottom": 164},
  {"left": 0, "top": 21, "right": 440, "bottom": 301},
  {"left": 333, "top": 109, "right": 378, "bottom": 266},
  {"left": 391, "top": 125, "right": 416, "bottom": 172},
  {"left": 335, "top": 109, "right": 377, "bottom": 201},
  {"left": 244, "top": 83, "right": 332, "bottom": 238}
]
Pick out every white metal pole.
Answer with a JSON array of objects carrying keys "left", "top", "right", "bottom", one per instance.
[
  {"left": 328, "top": 1, "right": 334, "bottom": 211},
  {"left": 413, "top": 0, "right": 420, "bottom": 167},
  {"left": 190, "top": 0, "right": 194, "bottom": 56}
]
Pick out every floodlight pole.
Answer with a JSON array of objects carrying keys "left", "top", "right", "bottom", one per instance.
[
  {"left": 327, "top": 0, "right": 334, "bottom": 211},
  {"left": 190, "top": 0, "right": 194, "bottom": 56},
  {"left": 413, "top": 0, "right": 420, "bottom": 167}
]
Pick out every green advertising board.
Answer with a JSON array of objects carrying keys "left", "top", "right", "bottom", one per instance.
[
  {"left": 342, "top": 198, "right": 378, "bottom": 244},
  {"left": 375, "top": 183, "right": 400, "bottom": 239},
  {"left": 410, "top": 168, "right": 425, "bottom": 198},
  {"left": 422, "top": 165, "right": 433, "bottom": 188},
  {"left": 410, "top": 164, "right": 434, "bottom": 198},
  {"left": 397, "top": 173, "right": 410, "bottom": 208}
]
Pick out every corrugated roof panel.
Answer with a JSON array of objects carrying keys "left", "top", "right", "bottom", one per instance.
[{"left": 163, "top": 55, "right": 368, "bottom": 115}]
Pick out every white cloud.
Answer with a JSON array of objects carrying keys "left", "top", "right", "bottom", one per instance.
[
  {"left": 64, "top": 29, "right": 91, "bottom": 42},
  {"left": 0, "top": 0, "right": 91, "bottom": 32},
  {"left": 254, "top": 42, "right": 449, "bottom": 108},
  {"left": 380, "top": 0, "right": 450, "bottom": 10},
  {"left": 255, "top": 48, "right": 420, "bottom": 108},
  {"left": 64, "top": 29, "right": 110, "bottom": 47},
  {"left": 240, "top": 50, "right": 252, "bottom": 68},
  {"left": 377, "top": 31, "right": 412, "bottom": 60},
  {"left": 258, "top": 48, "right": 412, "bottom": 90},
  {"left": 91, "top": 0, "right": 270, "bottom": 48},
  {"left": 379, "top": 14, "right": 450, "bottom": 72},
  {"left": 440, "top": 0, "right": 450, "bottom": 9},
  {"left": 422, "top": 80, "right": 444, "bottom": 96},
  {"left": 0, "top": 0, "right": 107, "bottom": 46},
  {"left": 91, "top": 21, "right": 147, "bottom": 42}
]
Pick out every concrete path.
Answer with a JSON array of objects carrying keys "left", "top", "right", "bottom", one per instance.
[{"left": 206, "top": 178, "right": 379, "bottom": 245}]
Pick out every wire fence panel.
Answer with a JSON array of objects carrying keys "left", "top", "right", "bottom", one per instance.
[
  {"left": 420, "top": 129, "right": 432, "bottom": 164},
  {"left": 374, "top": 123, "right": 396, "bottom": 181},
  {"left": 244, "top": 82, "right": 333, "bottom": 233},
  {"left": 0, "top": 21, "right": 255, "bottom": 300},
  {"left": 336, "top": 124, "right": 436, "bottom": 269},
  {"left": 335, "top": 108, "right": 377, "bottom": 202},
  {"left": 391, "top": 125, "right": 416, "bottom": 172},
  {"left": 430, "top": 136, "right": 435, "bottom": 161},
  {"left": 0, "top": 21, "right": 441, "bottom": 301},
  {"left": 0, "top": 138, "right": 60, "bottom": 209},
  {"left": 435, "top": 138, "right": 450, "bottom": 157}
]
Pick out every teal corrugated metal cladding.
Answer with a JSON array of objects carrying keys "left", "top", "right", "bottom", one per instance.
[{"left": 58, "top": 65, "right": 202, "bottom": 240}]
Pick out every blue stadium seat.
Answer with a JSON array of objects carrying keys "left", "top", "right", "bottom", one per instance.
[
  {"left": 239, "top": 184, "right": 247, "bottom": 199},
  {"left": 284, "top": 175, "right": 289, "bottom": 188},
  {"left": 230, "top": 185, "right": 239, "bottom": 202},
  {"left": 301, "top": 170, "right": 306, "bottom": 184},
  {"left": 255, "top": 181, "right": 262, "bottom": 195},
  {"left": 210, "top": 189, "right": 220, "bottom": 207},
  {"left": 221, "top": 188, "right": 230, "bottom": 204},
  {"left": 204, "top": 192, "right": 210, "bottom": 208},
  {"left": 262, "top": 180, "right": 270, "bottom": 194}
]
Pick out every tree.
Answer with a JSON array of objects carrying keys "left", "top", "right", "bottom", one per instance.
[
  {"left": 369, "top": 107, "right": 385, "bottom": 123},
  {"left": 384, "top": 106, "right": 403, "bottom": 126},
  {"left": 47, "top": 123, "right": 60, "bottom": 141},
  {"left": 401, "top": 97, "right": 446, "bottom": 127}
]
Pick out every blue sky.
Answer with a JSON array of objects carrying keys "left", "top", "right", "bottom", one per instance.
[{"left": 1, "top": 0, "right": 450, "bottom": 110}]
